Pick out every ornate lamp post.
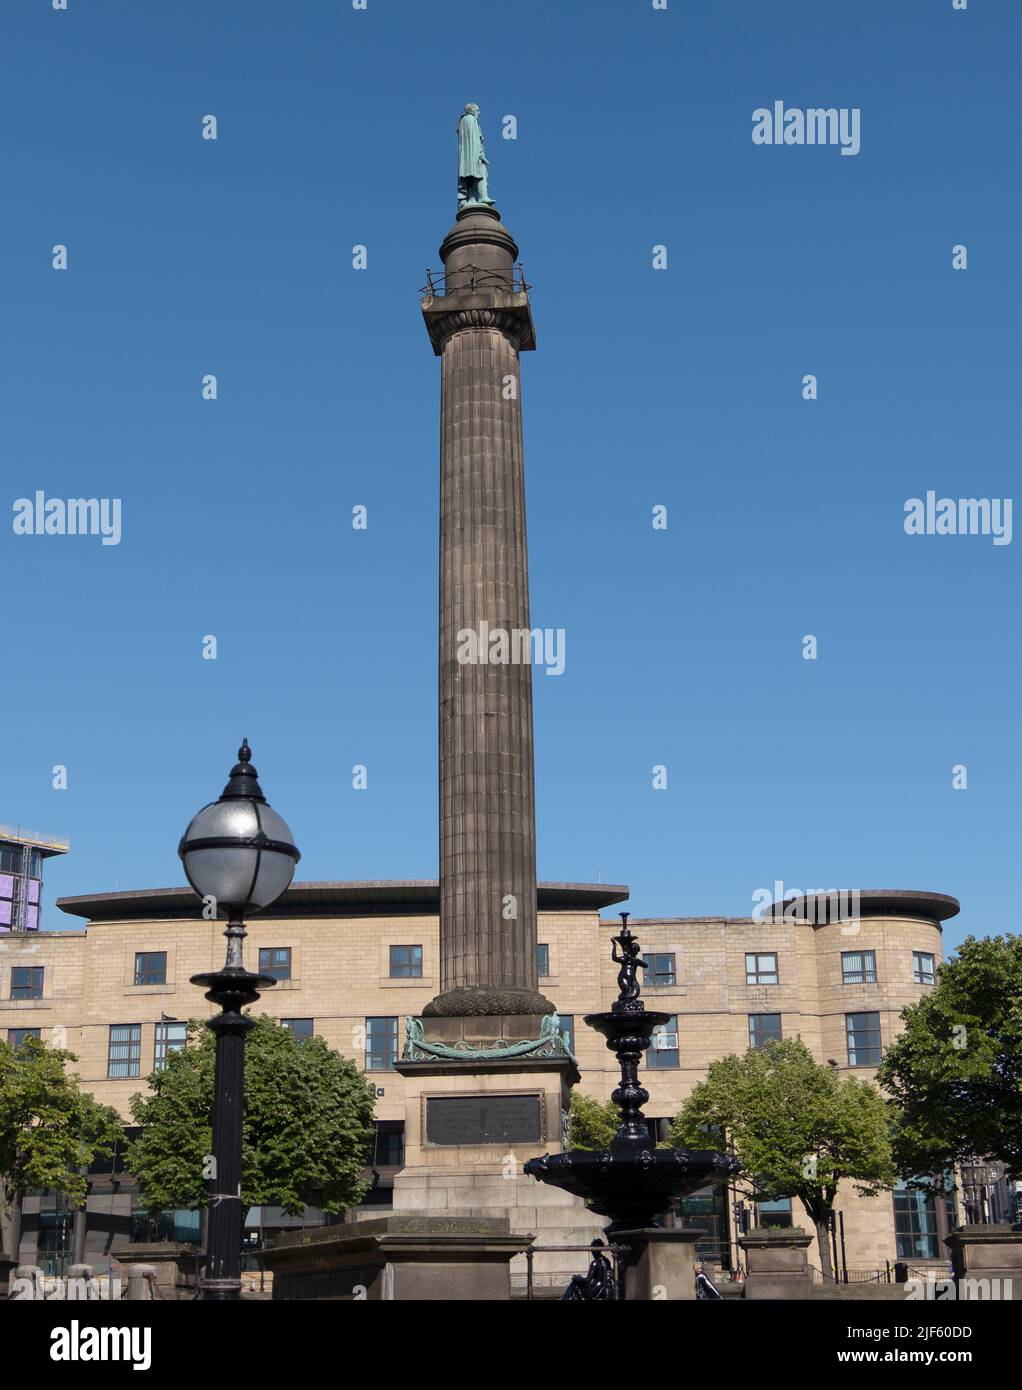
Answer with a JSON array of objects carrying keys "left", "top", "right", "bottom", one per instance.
[{"left": 179, "top": 740, "right": 300, "bottom": 1301}]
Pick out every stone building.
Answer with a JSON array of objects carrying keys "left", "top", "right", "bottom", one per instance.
[{"left": 0, "top": 880, "right": 959, "bottom": 1280}]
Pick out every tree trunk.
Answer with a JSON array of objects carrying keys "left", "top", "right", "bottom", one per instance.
[{"left": 814, "top": 1216, "right": 835, "bottom": 1282}]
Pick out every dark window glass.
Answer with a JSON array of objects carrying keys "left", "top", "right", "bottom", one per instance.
[
  {"left": 281, "top": 1018, "right": 314, "bottom": 1040},
  {"left": 557, "top": 1014, "right": 574, "bottom": 1054},
  {"left": 757, "top": 1197, "right": 793, "bottom": 1229},
  {"left": 130, "top": 1207, "right": 202, "bottom": 1245},
  {"left": 649, "top": 953, "right": 676, "bottom": 987},
  {"left": 749, "top": 1013, "right": 782, "bottom": 1049},
  {"left": 647, "top": 1015, "right": 679, "bottom": 1069},
  {"left": 913, "top": 951, "right": 935, "bottom": 986},
  {"left": 536, "top": 943, "right": 550, "bottom": 977},
  {"left": 154, "top": 1021, "right": 187, "bottom": 1070},
  {"left": 745, "top": 953, "right": 778, "bottom": 986},
  {"left": 10, "top": 966, "right": 43, "bottom": 999},
  {"left": 259, "top": 947, "right": 292, "bottom": 981},
  {"left": 108, "top": 1024, "right": 141, "bottom": 1078},
  {"left": 894, "top": 1184, "right": 939, "bottom": 1259},
  {"left": 373, "top": 1123, "right": 405, "bottom": 1167},
  {"left": 7, "top": 1027, "right": 41, "bottom": 1048},
  {"left": 366, "top": 1016, "right": 399, "bottom": 1071},
  {"left": 388, "top": 945, "right": 422, "bottom": 979},
  {"left": 846, "top": 1012, "right": 882, "bottom": 1067},
  {"left": 841, "top": 950, "right": 877, "bottom": 984},
  {"left": 134, "top": 951, "right": 167, "bottom": 986}
]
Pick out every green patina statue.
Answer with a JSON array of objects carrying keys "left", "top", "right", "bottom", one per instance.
[{"left": 457, "top": 102, "right": 495, "bottom": 211}]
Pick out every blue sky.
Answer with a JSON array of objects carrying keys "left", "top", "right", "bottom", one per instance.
[{"left": 2, "top": 0, "right": 1018, "bottom": 951}]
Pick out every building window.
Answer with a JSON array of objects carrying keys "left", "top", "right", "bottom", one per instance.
[
  {"left": 154, "top": 1021, "right": 188, "bottom": 1070},
  {"left": 648, "top": 1015, "right": 679, "bottom": 1069},
  {"left": 130, "top": 1207, "right": 202, "bottom": 1245},
  {"left": 756, "top": 1197, "right": 793, "bottom": 1229},
  {"left": 373, "top": 1122, "right": 405, "bottom": 1167},
  {"left": 649, "top": 953, "right": 676, "bottom": 987},
  {"left": 536, "top": 943, "right": 550, "bottom": 977},
  {"left": 282, "top": 1018, "right": 314, "bottom": 1040},
  {"left": 259, "top": 947, "right": 292, "bottom": 981},
  {"left": 108, "top": 1024, "right": 142, "bottom": 1079},
  {"left": 746, "top": 953, "right": 778, "bottom": 986},
  {"left": 913, "top": 951, "right": 935, "bottom": 986},
  {"left": 366, "top": 1016, "right": 399, "bottom": 1072},
  {"left": 846, "top": 1012, "right": 882, "bottom": 1067},
  {"left": 10, "top": 966, "right": 44, "bottom": 1000},
  {"left": 644, "top": 1117, "right": 671, "bottom": 1143},
  {"left": 893, "top": 1183, "right": 939, "bottom": 1259},
  {"left": 557, "top": 1014, "right": 575, "bottom": 1054},
  {"left": 7, "top": 1028, "right": 41, "bottom": 1048},
  {"left": 389, "top": 945, "right": 422, "bottom": 979},
  {"left": 749, "top": 1013, "right": 782, "bottom": 1049},
  {"left": 842, "top": 950, "right": 877, "bottom": 984},
  {"left": 134, "top": 951, "right": 167, "bottom": 986}
]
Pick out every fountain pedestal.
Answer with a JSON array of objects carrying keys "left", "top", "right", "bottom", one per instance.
[{"left": 615, "top": 1227, "right": 705, "bottom": 1301}]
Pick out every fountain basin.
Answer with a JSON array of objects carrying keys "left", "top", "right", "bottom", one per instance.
[{"left": 524, "top": 1146, "right": 739, "bottom": 1235}]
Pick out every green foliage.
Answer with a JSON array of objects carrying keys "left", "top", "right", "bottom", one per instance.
[
  {"left": 569, "top": 1091, "right": 619, "bottom": 1151},
  {"left": 126, "top": 1015, "right": 377, "bottom": 1217},
  {"left": 0, "top": 1035, "right": 122, "bottom": 1206},
  {"left": 667, "top": 1039, "right": 895, "bottom": 1277},
  {"left": 878, "top": 934, "right": 1022, "bottom": 1180}
]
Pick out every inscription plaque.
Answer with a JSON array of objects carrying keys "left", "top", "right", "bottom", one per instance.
[{"left": 425, "top": 1094, "right": 542, "bottom": 1146}]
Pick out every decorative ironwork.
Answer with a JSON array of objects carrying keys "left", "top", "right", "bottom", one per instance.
[
  {"left": 525, "top": 915, "right": 739, "bottom": 1237},
  {"left": 421, "top": 263, "right": 530, "bottom": 297},
  {"left": 402, "top": 1011, "right": 575, "bottom": 1063}
]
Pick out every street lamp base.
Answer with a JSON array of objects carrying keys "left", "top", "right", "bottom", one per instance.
[{"left": 200, "top": 1277, "right": 242, "bottom": 1301}]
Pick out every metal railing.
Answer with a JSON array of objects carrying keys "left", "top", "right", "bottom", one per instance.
[{"left": 421, "top": 263, "right": 530, "bottom": 297}]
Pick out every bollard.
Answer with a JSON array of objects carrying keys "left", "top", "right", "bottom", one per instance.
[
  {"left": 67, "top": 1263, "right": 98, "bottom": 1301},
  {"left": 12, "top": 1264, "right": 44, "bottom": 1300},
  {"left": 124, "top": 1263, "right": 157, "bottom": 1300}
]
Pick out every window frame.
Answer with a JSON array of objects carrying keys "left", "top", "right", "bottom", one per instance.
[
  {"left": 845, "top": 1011, "right": 882, "bottom": 1067},
  {"left": 154, "top": 1020, "right": 188, "bottom": 1071},
  {"left": 649, "top": 952, "right": 677, "bottom": 987},
  {"left": 913, "top": 951, "right": 935, "bottom": 986},
  {"left": 748, "top": 1013, "right": 783, "bottom": 1049},
  {"left": 281, "top": 1018, "right": 315, "bottom": 1040},
  {"left": 647, "top": 1014, "right": 679, "bottom": 1069},
  {"left": 258, "top": 947, "right": 292, "bottom": 982},
  {"left": 107, "top": 1023, "right": 142, "bottom": 1079},
  {"left": 388, "top": 944, "right": 423, "bottom": 980},
  {"left": 365, "top": 1016, "right": 399, "bottom": 1072},
  {"left": 10, "top": 966, "right": 44, "bottom": 1000},
  {"left": 536, "top": 943, "right": 550, "bottom": 977},
  {"left": 841, "top": 950, "right": 877, "bottom": 985},
  {"left": 745, "top": 952, "right": 779, "bottom": 986},
  {"left": 134, "top": 951, "right": 167, "bottom": 987}
]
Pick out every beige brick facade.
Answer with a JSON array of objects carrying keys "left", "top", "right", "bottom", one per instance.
[{"left": 0, "top": 885, "right": 952, "bottom": 1275}]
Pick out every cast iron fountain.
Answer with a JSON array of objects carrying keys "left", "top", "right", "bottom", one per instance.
[{"left": 524, "top": 914, "right": 739, "bottom": 1237}]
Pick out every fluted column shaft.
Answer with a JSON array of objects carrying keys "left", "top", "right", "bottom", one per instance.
[{"left": 438, "top": 324, "right": 539, "bottom": 1001}]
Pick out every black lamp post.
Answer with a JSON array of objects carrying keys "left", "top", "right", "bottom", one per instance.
[{"left": 179, "top": 740, "right": 300, "bottom": 1302}]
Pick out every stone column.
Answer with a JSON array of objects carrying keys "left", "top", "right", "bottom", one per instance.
[{"left": 423, "top": 205, "right": 550, "bottom": 1018}]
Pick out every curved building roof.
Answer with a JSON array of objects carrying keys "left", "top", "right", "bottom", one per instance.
[{"left": 56, "top": 880, "right": 630, "bottom": 923}]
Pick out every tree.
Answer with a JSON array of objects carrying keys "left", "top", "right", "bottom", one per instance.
[
  {"left": 568, "top": 1091, "right": 619, "bottom": 1151},
  {"left": 0, "top": 1035, "right": 122, "bottom": 1259},
  {"left": 667, "top": 1039, "right": 896, "bottom": 1280},
  {"left": 126, "top": 1015, "right": 377, "bottom": 1218},
  {"left": 878, "top": 934, "right": 1022, "bottom": 1183}
]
